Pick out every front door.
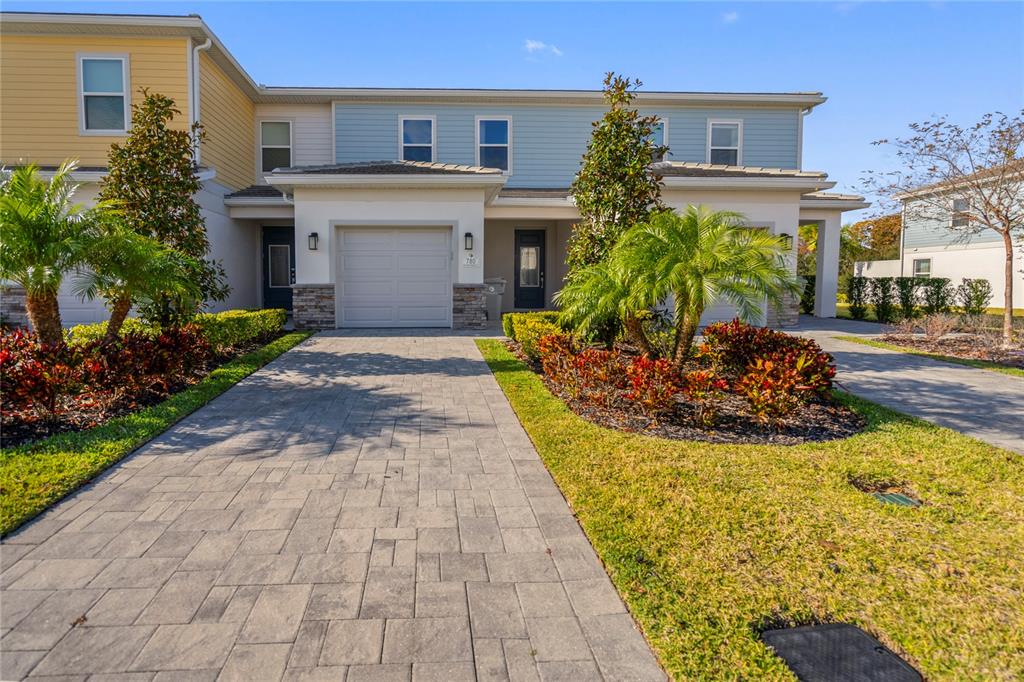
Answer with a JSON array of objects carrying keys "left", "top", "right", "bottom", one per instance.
[
  {"left": 262, "top": 226, "right": 295, "bottom": 310},
  {"left": 514, "top": 229, "right": 545, "bottom": 309}
]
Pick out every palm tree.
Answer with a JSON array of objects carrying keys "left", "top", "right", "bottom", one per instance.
[
  {"left": 0, "top": 162, "right": 111, "bottom": 344},
  {"left": 73, "top": 228, "right": 202, "bottom": 343},
  {"left": 614, "top": 205, "right": 799, "bottom": 366},
  {"left": 554, "top": 259, "right": 656, "bottom": 355}
]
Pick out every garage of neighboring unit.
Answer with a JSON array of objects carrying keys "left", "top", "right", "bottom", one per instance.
[{"left": 335, "top": 226, "right": 453, "bottom": 328}]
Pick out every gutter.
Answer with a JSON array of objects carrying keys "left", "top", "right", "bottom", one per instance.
[{"left": 188, "top": 37, "right": 212, "bottom": 165}]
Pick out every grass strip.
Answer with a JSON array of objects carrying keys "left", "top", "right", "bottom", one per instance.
[
  {"left": 835, "top": 334, "right": 1024, "bottom": 378},
  {"left": 0, "top": 331, "right": 312, "bottom": 535},
  {"left": 476, "top": 338, "right": 1024, "bottom": 680}
]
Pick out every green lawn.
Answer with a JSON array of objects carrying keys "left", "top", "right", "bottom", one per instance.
[
  {"left": 835, "top": 334, "right": 1024, "bottom": 378},
  {"left": 476, "top": 339, "right": 1024, "bottom": 681},
  {"left": 0, "top": 331, "right": 312, "bottom": 535}
]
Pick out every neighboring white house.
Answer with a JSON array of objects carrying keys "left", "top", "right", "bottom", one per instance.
[{"left": 856, "top": 168, "right": 1024, "bottom": 309}]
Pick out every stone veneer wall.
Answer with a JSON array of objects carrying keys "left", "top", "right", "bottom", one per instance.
[
  {"left": 766, "top": 290, "right": 800, "bottom": 328},
  {"left": 292, "top": 284, "right": 335, "bottom": 330},
  {"left": 1, "top": 286, "right": 29, "bottom": 328},
  {"left": 453, "top": 284, "right": 487, "bottom": 330}
]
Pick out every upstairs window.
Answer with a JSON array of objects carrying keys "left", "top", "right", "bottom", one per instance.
[
  {"left": 477, "top": 117, "right": 510, "bottom": 172},
  {"left": 951, "top": 198, "right": 971, "bottom": 227},
  {"left": 400, "top": 117, "right": 434, "bottom": 162},
  {"left": 79, "top": 55, "right": 129, "bottom": 134},
  {"left": 708, "top": 120, "right": 742, "bottom": 165},
  {"left": 649, "top": 119, "right": 668, "bottom": 161},
  {"left": 260, "top": 121, "right": 292, "bottom": 172}
]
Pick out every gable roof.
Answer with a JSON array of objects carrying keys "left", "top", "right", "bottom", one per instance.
[{"left": 0, "top": 11, "right": 827, "bottom": 109}]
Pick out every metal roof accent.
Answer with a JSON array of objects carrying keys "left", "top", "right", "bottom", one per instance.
[
  {"left": 270, "top": 160, "right": 504, "bottom": 176},
  {"left": 654, "top": 161, "right": 828, "bottom": 179}
]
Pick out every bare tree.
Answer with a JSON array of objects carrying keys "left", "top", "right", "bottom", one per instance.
[{"left": 864, "top": 111, "right": 1023, "bottom": 346}]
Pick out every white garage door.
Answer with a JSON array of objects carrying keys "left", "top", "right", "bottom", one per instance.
[
  {"left": 336, "top": 227, "right": 452, "bottom": 328},
  {"left": 59, "top": 274, "right": 110, "bottom": 327}
]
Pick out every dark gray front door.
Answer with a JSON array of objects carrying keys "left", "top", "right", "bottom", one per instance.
[
  {"left": 262, "top": 226, "right": 295, "bottom": 310},
  {"left": 514, "top": 229, "right": 545, "bottom": 309}
]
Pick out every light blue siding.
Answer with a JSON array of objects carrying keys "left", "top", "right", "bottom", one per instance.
[
  {"left": 903, "top": 196, "right": 1004, "bottom": 249},
  {"left": 334, "top": 104, "right": 800, "bottom": 188}
]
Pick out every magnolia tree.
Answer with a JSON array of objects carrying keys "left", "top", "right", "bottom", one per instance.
[
  {"left": 567, "top": 73, "right": 667, "bottom": 273},
  {"left": 865, "top": 111, "right": 1024, "bottom": 345}
]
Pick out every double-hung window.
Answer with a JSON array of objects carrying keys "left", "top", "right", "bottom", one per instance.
[
  {"left": 78, "top": 55, "right": 129, "bottom": 134},
  {"left": 707, "top": 120, "right": 742, "bottom": 165},
  {"left": 260, "top": 121, "right": 292, "bottom": 172},
  {"left": 476, "top": 117, "right": 510, "bottom": 172},
  {"left": 951, "top": 198, "right": 971, "bottom": 227},
  {"left": 913, "top": 258, "right": 932, "bottom": 278},
  {"left": 400, "top": 116, "right": 434, "bottom": 162}
]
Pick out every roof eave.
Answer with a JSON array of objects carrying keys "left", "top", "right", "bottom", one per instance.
[{"left": 661, "top": 177, "right": 836, "bottom": 192}]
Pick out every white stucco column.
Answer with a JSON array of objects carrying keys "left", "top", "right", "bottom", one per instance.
[{"left": 814, "top": 213, "right": 841, "bottom": 317}]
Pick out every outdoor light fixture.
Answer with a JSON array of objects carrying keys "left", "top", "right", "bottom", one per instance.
[
  {"left": 464, "top": 232, "right": 474, "bottom": 250},
  {"left": 308, "top": 232, "right": 319, "bottom": 250},
  {"left": 781, "top": 234, "right": 794, "bottom": 250}
]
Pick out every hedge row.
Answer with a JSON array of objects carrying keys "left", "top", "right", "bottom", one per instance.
[
  {"left": 68, "top": 309, "right": 287, "bottom": 352},
  {"left": 846, "top": 277, "right": 991, "bottom": 322}
]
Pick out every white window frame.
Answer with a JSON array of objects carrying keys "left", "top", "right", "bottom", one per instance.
[
  {"left": 950, "top": 197, "right": 971, "bottom": 228},
  {"left": 475, "top": 116, "right": 512, "bottom": 174},
  {"left": 258, "top": 119, "right": 294, "bottom": 175},
  {"left": 77, "top": 53, "right": 130, "bottom": 136},
  {"left": 650, "top": 118, "right": 669, "bottom": 160},
  {"left": 706, "top": 119, "right": 743, "bottom": 166},
  {"left": 913, "top": 258, "right": 932, "bottom": 278},
  {"left": 398, "top": 115, "right": 436, "bottom": 163}
]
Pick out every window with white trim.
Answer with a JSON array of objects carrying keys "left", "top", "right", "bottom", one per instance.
[
  {"left": 708, "top": 120, "right": 741, "bottom": 165},
  {"left": 400, "top": 117, "right": 434, "bottom": 162},
  {"left": 477, "top": 118, "right": 510, "bottom": 172},
  {"left": 260, "top": 121, "right": 292, "bottom": 172},
  {"left": 913, "top": 258, "right": 932, "bottom": 278},
  {"left": 951, "top": 198, "right": 971, "bottom": 227},
  {"left": 649, "top": 119, "right": 668, "bottom": 161},
  {"left": 79, "top": 56, "right": 129, "bottom": 133}
]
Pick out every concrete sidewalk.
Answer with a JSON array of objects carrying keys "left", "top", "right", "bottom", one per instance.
[
  {"left": 0, "top": 332, "right": 664, "bottom": 681},
  {"left": 794, "top": 316, "right": 1024, "bottom": 454}
]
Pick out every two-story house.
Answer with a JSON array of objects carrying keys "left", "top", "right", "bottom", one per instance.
[{"left": 0, "top": 11, "right": 868, "bottom": 330}]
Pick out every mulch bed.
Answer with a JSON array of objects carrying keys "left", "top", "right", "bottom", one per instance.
[
  {"left": 505, "top": 341, "right": 865, "bottom": 446},
  {"left": 880, "top": 334, "right": 1024, "bottom": 369},
  {"left": 1, "top": 334, "right": 280, "bottom": 449}
]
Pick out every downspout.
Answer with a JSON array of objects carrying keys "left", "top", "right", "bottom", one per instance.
[
  {"left": 899, "top": 200, "right": 907, "bottom": 277},
  {"left": 189, "top": 37, "right": 212, "bottom": 166}
]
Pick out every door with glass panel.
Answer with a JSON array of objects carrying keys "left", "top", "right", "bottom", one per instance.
[
  {"left": 262, "top": 227, "right": 295, "bottom": 310},
  {"left": 514, "top": 229, "right": 545, "bottom": 309}
]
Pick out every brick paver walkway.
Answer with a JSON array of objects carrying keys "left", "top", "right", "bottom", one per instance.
[{"left": 0, "top": 332, "right": 664, "bottom": 681}]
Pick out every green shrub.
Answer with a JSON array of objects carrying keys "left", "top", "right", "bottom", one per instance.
[
  {"left": 956, "top": 278, "right": 992, "bottom": 316},
  {"left": 869, "top": 277, "right": 897, "bottom": 324},
  {"left": 66, "top": 309, "right": 286, "bottom": 352},
  {"left": 895, "top": 277, "right": 920, "bottom": 320},
  {"left": 503, "top": 311, "right": 561, "bottom": 341},
  {"left": 847, "top": 277, "right": 869, "bottom": 320},
  {"left": 516, "top": 319, "right": 563, "bottom": 360},
  {"left": 920, "top": 278, "right": 954, "bottom": 315},
  {"left": 799, "top": 275, "right": 816, "bottom": 315},
  {"left": 194, "top": 309, "right": 287, "bottom": 351}
]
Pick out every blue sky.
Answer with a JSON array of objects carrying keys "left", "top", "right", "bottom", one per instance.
[{"left": 6, "top": 1, "right": 1024, "bottom": 219}]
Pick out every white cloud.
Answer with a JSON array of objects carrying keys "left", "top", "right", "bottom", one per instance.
[
  {"left": 722, "top": 10, "right": 739, "bottom": 24},
  {"left": 523, "top": 39, "right": 563, "bottom": 58}
]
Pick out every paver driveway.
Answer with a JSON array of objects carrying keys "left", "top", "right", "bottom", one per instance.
[{"left": 0, "top": 331, "right": 664, "bottom": 681}]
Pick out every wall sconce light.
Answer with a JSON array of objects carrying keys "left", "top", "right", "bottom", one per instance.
[
  {"left": 781, "top": 234, "right": 794, "bottom": 250},
  {"left": 464, "top": 232, "right": 474, "bottom": 251},
  {"left": 308, "top": 232, "right": 319, "bottom": 250}
]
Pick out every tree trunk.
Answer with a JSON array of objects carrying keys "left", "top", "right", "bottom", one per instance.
[
  {"left": 1001, "top": 229, "right": 1014, "bottom": 348},
  {"left": 103, "top": 294, "right": 133, "bottom": 344},
  {"left": 25, "top": 291, "right": 63, "bottom": 345},
  {"left": 671, "top": 291, "right": 702, "bottom": 368},
  {"left": 623, "top": 315, "right": 656, "bottom": 356}
]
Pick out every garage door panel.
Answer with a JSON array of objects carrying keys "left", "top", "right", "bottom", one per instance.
[{"left": 336, "top": 227, "right": 451, "bottom": 328}]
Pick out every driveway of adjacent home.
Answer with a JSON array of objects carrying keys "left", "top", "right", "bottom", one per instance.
[
  {"left": 0, "top": 331, "right": 665, "bottom": 681},
  {"left": 795, "top": 317, "right": 1024, "bottom": 454}
]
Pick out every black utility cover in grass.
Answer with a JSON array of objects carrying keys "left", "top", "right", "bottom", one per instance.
[{"left": 761, "top": 623, "right": 922, "bottom": 682}]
